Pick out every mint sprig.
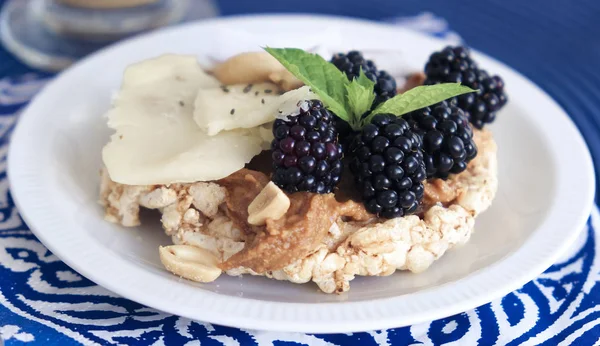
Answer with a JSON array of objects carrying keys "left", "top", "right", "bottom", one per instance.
[
  {"left": 264, "top": 47, "right": 351, "bottom": 122},
  {"left": 345, "top": 70, "right": 376, "bottom": 129},
  {"left": 264, "top": 47, "right": 476, "bottom": 131},
  {"left": 362, "top": 83, "right": 475, "bottom": 127}
]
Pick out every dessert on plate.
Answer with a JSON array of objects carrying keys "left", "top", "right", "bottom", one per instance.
[{"left": 99, "top": 45, "right": 506, "bottom": 293}]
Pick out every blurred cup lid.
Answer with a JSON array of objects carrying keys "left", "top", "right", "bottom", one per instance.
[{"left": 56, "top": 0, "right": 160, "bottom": 9}]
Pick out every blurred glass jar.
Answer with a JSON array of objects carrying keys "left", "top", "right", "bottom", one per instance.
[{"left": 0, "top": 0, "right": 218, "bottom": 71}]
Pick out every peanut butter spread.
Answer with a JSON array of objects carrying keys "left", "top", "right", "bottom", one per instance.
[
  {"left": 424, "top": 179, "right": 457, "bottom": 206},
  {"left": 221, "top": 192, "right": 371, "bottom": 273},
  {"left": 218, "top": 169, "right": 269, "bottom": 234}
]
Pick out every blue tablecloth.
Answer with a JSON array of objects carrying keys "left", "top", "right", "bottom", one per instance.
[{"left": 1, "top": 1, "right": 600, "bottom": 345}]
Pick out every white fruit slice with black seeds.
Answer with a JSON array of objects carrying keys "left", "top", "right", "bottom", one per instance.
[
  {"left": 102, "top": 54, "right": 265, "bottom": 185},
  {"left": 194, "top": 85, "right": 318, "bottom": 135}
]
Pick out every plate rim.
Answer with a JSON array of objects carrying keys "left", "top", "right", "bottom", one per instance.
[{"left": 7, "top": 14, "right": 596, "bottom": 333}]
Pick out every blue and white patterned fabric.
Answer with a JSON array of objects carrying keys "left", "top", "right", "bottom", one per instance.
[{"left": 1, "top": 9, "right": 600, "bottom": 346}]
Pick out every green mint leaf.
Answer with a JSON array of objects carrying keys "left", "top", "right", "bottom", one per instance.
[
  {"left": 264, "top": 47, "right": 351, "bottom": 122},
  {"left": 363, "top": 83, "right": 476, "bottom": 126},
  {"left": 355, "top": 69, "right": 376, "bottom": 90},
  {"left": 345, "top": 71, "right": 376, "bottom": 130}
]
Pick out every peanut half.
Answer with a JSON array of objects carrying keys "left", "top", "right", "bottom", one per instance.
[
  {"left": 159, "top": 245, "right": 222, "bottom": 283},
  {"left": 247, "top": 182, "right": 290, "bottom": 225},
  {"left": 212, "top": 52, "right": 302, "bottom": 91}
]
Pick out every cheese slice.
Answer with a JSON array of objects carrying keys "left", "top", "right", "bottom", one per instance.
[
  {"left": 102, "top": 54, "right": 265, "bottom": 185},
  {"left": 194, "top": 85, "right": 318, "bottom": 135}
]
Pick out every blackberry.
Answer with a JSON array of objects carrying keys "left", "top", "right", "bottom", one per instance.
[
  {"left": 349, "top": 114, "right": 427, "bottom": 218},
  {"left": 424, "top": 46, "right": 507, "bottom": 129},
  {"left": 404, "top": 102, "right": 477, "bottom": 179},
  {"left": 271, "top": 100, "right": 343, "bottom": 194},
  {"left": 331, "top": 50, "right": 397, "bottom": 107}
]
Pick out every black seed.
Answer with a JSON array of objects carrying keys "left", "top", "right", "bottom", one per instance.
[
  {"left": 450, "top": 160, "right": 468, "bottom": 174},
  {"left": 373, "top": 174, "right": 391, "bottom": 190},
  {"left": 369, "top": 155, "right": 385, "bottom": 173},
  {"left": 436, "top": 152, "right": 454, "bottom": 172},
  {"left": 331, "top": 160, "right": 343, "bottom": 175},
  {"left": 384, "top": 147, "right": 404, "bottom": 164},
  {"left": 362, "top": 181, "right": 376, "bottom": 198},
  {"left": 317, "top": 121, "right": 328, "bottom": 133},
  {"left": 372, "top": 114, "right": 393, "bottom": 127},
  {"left": 290, "top": 125, "right": 306, "bottom": 140},
  {"left": 393, "top": 136, "right": 412, "bottom": 152},
  {"left": 371, "top": 136, "right": 390, "bottom": 153},
  {"left": 437, "top": 119, "right": 457, "bottom": 134},
  {"left": 272, "top": 150, "right": 285, "bottom": 165},
  {"left": 315, "top": 160, "right": 329, "bottom": 177},
  {"left": 280, "top": 137, "right": 295, "bottom": 153},
  {"left": 385, "top": 165, "right": 404, "bottom": 180},
  {"left": 312, "top": 142, "right": 326, "bottom": 160},
  {"left": 326, "top": 143, "right": 340, "bottom": 161},
  {"left": 284, "top": 155, "right": 297, "bottom": 167},
  {"left": 412, "top": 183, "right": 424, "bottom": 199},
  {"left": 365, "top": 199, "right": 383, "bottom": 214},
  {"left": 299, "top": 176, "right": 316, "bottom": 190},
  {"left": 362, "top": 124, "right": 379, "bottom": 142},
  {"left": 299, "top": 115, "right": 317, "bottom": 128},
  {"left": 383, "top": 123, "right": 403, "bottom": 138},
  {"left": 396, "top": 177, "right": 412, "bottom": 190},
  {"left": 331, "top": 175, "right": 341, "bottom": 185},
  {"left": 414, "top": 166, "right": 427, "bottom": 182},
  {"left": 295, "top": 141, "right": 311, "bottom": 157},
  {"left": 381, "top": 207, "right": 403, "bottom": 219},
  {"left": 398, "top": 191, "right": 416, "bottom": 208},
  {"left": 447, "top": 136, "right": 465, "bottom": 158},
  {"left": 351, "top": 147, "right": 368, "bottom": 164},
  {"left": 423, "top": 130, "right": 444, "bottom": 152},
  {"left": 402, "top": 155, "right": 419, "bottom": 174},
  {"left": 287, "top": 167, "right": 303, "bottom": 184},
  {"left": 298, "top": 156, "right": 316, "bottom": 173},
  {"left": 307, "top": 131, "right": 320, "bottom": 142},
  {"left": 377, "top": 190, "right": 398, "bottom": 208},
  {"left": 359, "top": 162, "right": 371, "bottom": 177},
  {"left": 312, "top": 182, "right": 323, "bottom": 193},
  {"left": 274, "top": 125, "right": 289, "bottom": 139}
]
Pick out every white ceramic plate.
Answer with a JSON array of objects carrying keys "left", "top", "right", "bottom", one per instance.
[{"left": 8, "top": 15, "right": 595, "bottom": 333}]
